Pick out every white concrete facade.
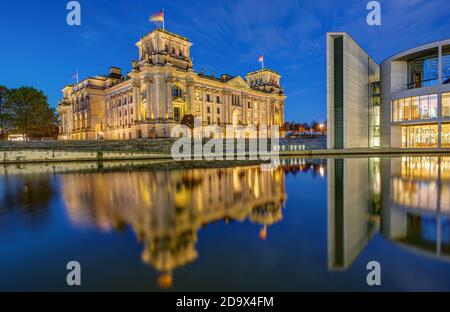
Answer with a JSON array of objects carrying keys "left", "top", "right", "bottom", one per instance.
[
  {"left": 327, "top": 33, "right": 380, "bottom": 149},
  {"left": 327, "top": 32, "right": 450, "bottom": 150}
]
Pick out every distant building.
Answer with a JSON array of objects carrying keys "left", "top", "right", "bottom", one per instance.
[
  {"left": 58, "top": 28, "right": 286, "bottom": 140},
  {"left": 327, "top": 32, "right": 450, "bottom": 149}
]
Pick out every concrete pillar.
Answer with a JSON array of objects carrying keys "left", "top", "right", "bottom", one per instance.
[
  {"left": 438, "top": 45, "right": 443, "bottom": 148},
  {"left": 438, "top": 45, "right": 443, "bottom": 85}
]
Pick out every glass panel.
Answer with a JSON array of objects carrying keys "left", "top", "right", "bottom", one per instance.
[
  {"left": 407, "top": 49, "right": 439, "bottom": 89},
  {"left": 412, "top": 96, "right": 420, "bottom": 120},
  {"left": 404, "top": 98, "right": 411, "bottom": 121},
  {"left": 402, "top": 124, "right": 438, "bottom": 148},
  {"left": 442, "top": 124, "right": 450, "bottom": 148},
  {"left": 443, "top": 93, "right": 450, "bottom": 118},
  {"left": 443, "top": 45, "right": 450, "bottom": 84},
  {"left": 398, "top": 98, "right": 404, "bottom": 121},
  {"left": 420, "top": 95, "right": 429, "bottom": 119},
  {"left": 429, "top": 94, "right": 437, "bottom": 118},
  {"left": 402, "top": 126, "right": 407, "bottom": 148}
]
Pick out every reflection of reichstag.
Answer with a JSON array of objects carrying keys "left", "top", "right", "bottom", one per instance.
[
  {"left": 60, "top": 166, "right": 286, "bottom": 288},
  {"left": 328, "top": 156, "right": 450, "bottom": 271}
]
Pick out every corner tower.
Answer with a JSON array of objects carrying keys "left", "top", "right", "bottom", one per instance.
[
  {"left": 135, "top": 28, "right": 193, "bottom": 70},
  {"left": 246, "top": 69, "right": 283, "bottom": 94}
]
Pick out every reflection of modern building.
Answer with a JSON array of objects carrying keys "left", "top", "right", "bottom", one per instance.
[
  {"left": 327, "top": 158, "right": 380, "bottom": 270},
  {"left": 381, "top": 157, "right": 450, "bottom": 260},
  {"left": 58, "top": 28, "right": 285, "bottom": 140},
  {"left": 327, "top": 33, "right": 450, "bottom": 149},
  {"left": 327, "top": 156, "right": 450, "bottom": 271},
  {"left": 60, "top": 166, "right": 286, "bottom": 288}
]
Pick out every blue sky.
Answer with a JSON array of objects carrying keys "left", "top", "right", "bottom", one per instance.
[{"left": 0, "top": 0, "right": 449, "bottom": 122}]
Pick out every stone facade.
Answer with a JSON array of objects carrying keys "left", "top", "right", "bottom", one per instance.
[{"left": 58, "top": 29, "right": 286, "bottom": 140}]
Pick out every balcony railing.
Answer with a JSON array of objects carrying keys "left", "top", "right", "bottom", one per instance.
[{"left": 407, "top": 78, "right": 438, "bottom": 90}]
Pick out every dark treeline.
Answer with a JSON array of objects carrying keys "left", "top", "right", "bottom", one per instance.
[{"left": 0, "top": 85, "right": 58, "bottom": 140}]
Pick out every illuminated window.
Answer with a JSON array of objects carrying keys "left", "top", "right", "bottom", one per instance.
[
  {"left": 412, "top": 97, "right": 420, "bottom": 119},
  {"left": 443, "top": 92, "right": 450, "bottom": 118},
  {"left": 429, "top": 94, "right": 438, "bottom": 118},
  {"left": 393, "top": 94, "right": 437, "bottom": 122},
  {"left": 402, "top": 124, "right": 438, "bottom": 148},
  {"left": 442, "top": 124, "right": 450, "bottom": 148}
]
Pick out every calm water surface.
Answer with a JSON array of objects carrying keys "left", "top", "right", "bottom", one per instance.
[{"left": 0, "top": 156, "right": 449, "bottom": 291}]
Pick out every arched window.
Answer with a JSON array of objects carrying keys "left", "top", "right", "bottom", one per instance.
[
  {"left": 172, "top": 47, "right": 176, "bottom": 55},
  {"left": 172, "top": 85, "right": 183, "bottom": 99}
]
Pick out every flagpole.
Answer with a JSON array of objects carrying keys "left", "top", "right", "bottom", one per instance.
[
  {"left": 262, "top": 53, "right": 264, "bottom": 69},
  {"left": 76, "top": 70, "right": 79, "bottom": 84},
  {"left": 162, "top": 9, "right": 165, "bottom": 30}
]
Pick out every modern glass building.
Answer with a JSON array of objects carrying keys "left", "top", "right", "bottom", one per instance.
[
  {"left": 381, "top": 40, "right": 450, "bottom": 148},
  {"left": 327, "top": 33, "right": 450, "bottom": 149}
]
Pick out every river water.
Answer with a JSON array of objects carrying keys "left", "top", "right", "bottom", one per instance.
[{"left": 0, "top": 156, "right": 449, "bottom": 291}]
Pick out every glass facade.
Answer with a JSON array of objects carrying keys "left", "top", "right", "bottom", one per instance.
[
  {"left": 443, "top": 92, "right": 450, "bottom": 118},
  {"left": 442, "top": 124, "right": 450, "bottom": 148},
  {"left": 392, "top": 94, "right": 437, "bottom": 122},
  {"left": 369, "top": 82, "right": 380, "bottom": 147},
  {"left": 407, "top": 49, "right": 439, "bottom": 89},
  {"left": 392, "top": 157, "right": 450, "bottom": 213},
  {"left": 401, "top": 124, "right": 438, "bottom": 148},
  {"left": 443, "top": 45, "right": 450, "bottom": 84}
]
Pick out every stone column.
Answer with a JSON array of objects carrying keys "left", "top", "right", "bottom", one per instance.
[
  {"left": 266, "top": 99, "right": 271, "bottom": 126},
  {"left": 132, "top": 81, "right": 141, "bottom": 122},
  {"left": 153, "top": 75, "right": 163, "bottom": 120},
  {"left": 166, "top": 77, "right": 173, "bottom": 119},
  {"left": 186, "top": 81, "right": 195, "bottom": 115},
  {"left": 144, "top": 78, "right": 152, "bottom": 119},
  {"left": 85, "top": 94, "right": 91, "bottom": 129},
  {"left": 242, "top": 95, "right": 247, "bottom": 125},
  {"left": 223, "top": 92, "right": 229, "bottom": 125}
]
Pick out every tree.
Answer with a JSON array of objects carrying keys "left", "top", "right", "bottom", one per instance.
[
  {"left": 180, "top": 114, "right": 195, "bottom": 136},
  {"left": 0, "top": 85, "right": 9, "bottom": 139},
  {"left": 5, "top": 87, "right": 58, "bottom": 139}
]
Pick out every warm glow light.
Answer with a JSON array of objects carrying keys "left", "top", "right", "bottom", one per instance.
[{"left": 158, "top": 273, "right": 173, "bottom": 289}]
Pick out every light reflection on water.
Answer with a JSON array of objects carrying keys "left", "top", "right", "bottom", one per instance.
[{"left": 0, "top": 157, "right": 449, "bottom": 291}]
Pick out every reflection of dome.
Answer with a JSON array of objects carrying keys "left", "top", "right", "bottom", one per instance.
[
  {"left": 60, "top": 165, "right": 288, "bottom": 286},
  {"left": 158, "top": 272, "right": 173, "bottom": 289},
  {"left": 141, "top": 230, "right": 198, "bottom": 273},
  {"left": 250, "top": 202, "right": 284, "bottom": 225},
  {"left": 259, "top": 226, "right": 267, "bottom": 240}
]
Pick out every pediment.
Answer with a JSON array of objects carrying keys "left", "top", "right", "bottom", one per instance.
[
  {"left": 226, "top": 76, "right": 250, "bottom": 89},
  {"left": 172, "top": 97, "right": 185, "bottom": 104}
]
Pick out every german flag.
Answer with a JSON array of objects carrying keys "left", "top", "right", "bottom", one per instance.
[{"left": 150, "top": 10, "right": 164, "bottom": 23}]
